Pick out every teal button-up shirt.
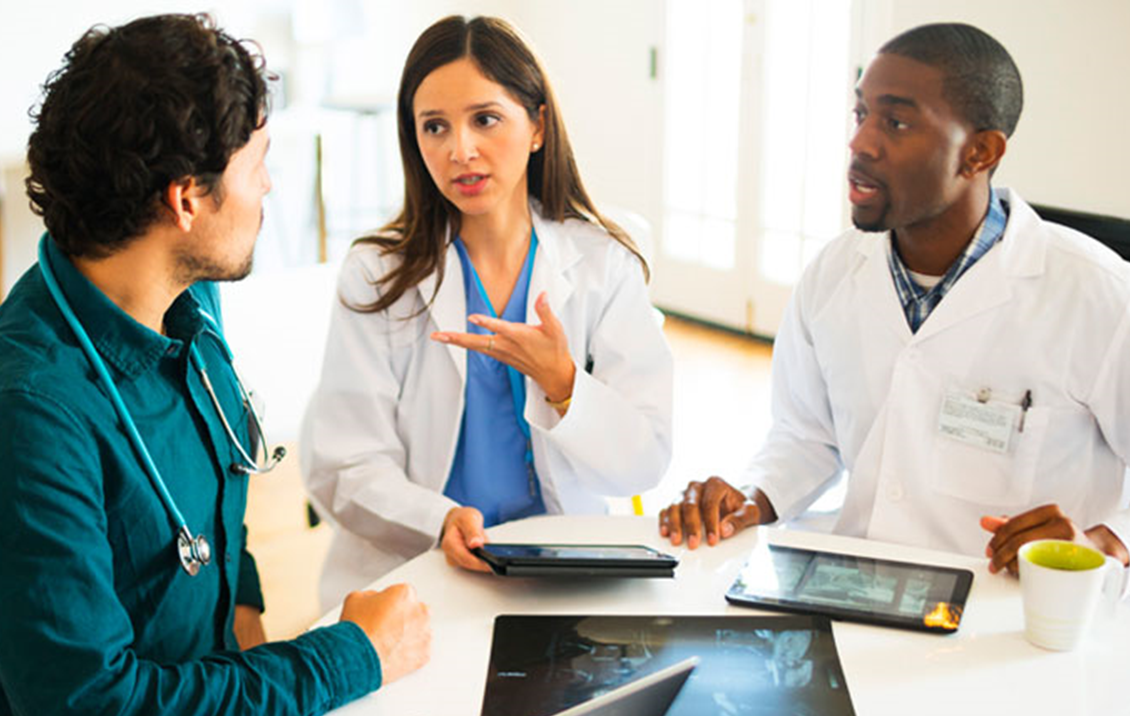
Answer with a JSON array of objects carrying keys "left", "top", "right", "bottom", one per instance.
[{"left": 0, "top": 236, "right": 380, "bottom": 715}]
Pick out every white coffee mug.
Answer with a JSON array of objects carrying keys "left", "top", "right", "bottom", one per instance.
[{"left": 1018, "top": 539, "right": 1123, "bottom": 651}]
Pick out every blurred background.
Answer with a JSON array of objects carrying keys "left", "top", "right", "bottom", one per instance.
[{"left": 4, "top": 1, "right": 1129, "bottom": 330}]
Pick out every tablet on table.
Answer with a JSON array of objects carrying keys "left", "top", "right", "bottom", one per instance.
[
  {"left": 725, "top": 543, "right": 974, "bottom": 634},
  {"left": 472, "top": 543, "right": 678, "bottom": 577},
  {"left": 481, "top": 614, "right": 855, "bottom": 716}
]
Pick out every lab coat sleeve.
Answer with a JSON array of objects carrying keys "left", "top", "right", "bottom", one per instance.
[
  {"left": 740, "top": 280, "right": 844, "bottom": 522},
  {"left": 1081, "top": 299, "right": 1130, "bottom": 592},
  {"left": 0, "top": 388, "right": 381, "bottom": 716},
  {"left": 301, "top": 252, "right": 457, "bottom": 557},
  {"left": 527, "top": 248, "right": 674, "bottom": 497}
]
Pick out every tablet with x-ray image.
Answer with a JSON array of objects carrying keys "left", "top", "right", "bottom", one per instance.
[{"left": 725, "top": 543, "right": 974, "bottom": 634}]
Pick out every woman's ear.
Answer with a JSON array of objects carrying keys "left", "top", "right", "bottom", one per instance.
[{"left": 532, "top": 104, "right": 547, "bottom": 152}]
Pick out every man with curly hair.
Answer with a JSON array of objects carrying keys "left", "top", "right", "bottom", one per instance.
[{"left": 0, "top": 14, "right": 428, "bottom": 715}]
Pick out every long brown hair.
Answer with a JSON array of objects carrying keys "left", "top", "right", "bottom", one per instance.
[{"left": 352, "top": 15, "right": 648, "bottom": 314}]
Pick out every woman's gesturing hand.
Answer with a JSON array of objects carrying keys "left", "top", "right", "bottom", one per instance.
[{"left": 431, "top": 291, "right": 576, "bottom": 405}]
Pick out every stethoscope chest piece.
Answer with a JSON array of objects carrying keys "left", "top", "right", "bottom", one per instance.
[{"left": 177, "top": 527, "right": 212, "bottom": 577}]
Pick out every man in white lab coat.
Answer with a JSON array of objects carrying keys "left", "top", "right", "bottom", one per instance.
[{"left": 659, "top": 22, "right": 1130, "bottom": 577}]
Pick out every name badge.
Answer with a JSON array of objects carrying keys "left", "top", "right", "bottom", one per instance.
[{"left": 937, "top": 390, "right": 1019, "bottom": 454}]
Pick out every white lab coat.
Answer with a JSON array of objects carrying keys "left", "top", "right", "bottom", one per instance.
[
  {"left": 748, "top": 189, "right": 1130, "bottom": 560},
  {"left": 302, "top": 206, "right": 674, "bottom": 608}
]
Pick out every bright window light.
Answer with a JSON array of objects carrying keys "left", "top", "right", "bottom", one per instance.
[
  {"left": 663, "top": 0, "right": 744, "bottom": 271},
  {"left": 758, "top": 0, "right": 852, "bottom": 285}
]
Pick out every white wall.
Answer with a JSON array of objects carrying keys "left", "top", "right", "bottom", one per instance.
[{"left": 505, "top": 1, "right": 666, "bottom": 242}]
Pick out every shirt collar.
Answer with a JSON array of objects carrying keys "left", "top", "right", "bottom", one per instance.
[
  {"left": 42, "top": 234, "right": 205, "bottom": 379},
  {"left": 889, "top": 187, "right": 1007, "bottom": 300}
]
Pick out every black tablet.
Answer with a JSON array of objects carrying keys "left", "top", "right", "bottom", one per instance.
[
  {"left": 472, "top": 543, "right": 677, "bottom": 577},
  {"left": 725, "top": 543, "right": 974, "bottom": 634},
  {"left": 481, "top": 614, "right": 855, "bottom": 716}
]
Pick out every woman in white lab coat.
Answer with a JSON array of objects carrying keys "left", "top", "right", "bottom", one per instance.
[{"left": 302, "top": 15, "right": 673, "bottom": 609}]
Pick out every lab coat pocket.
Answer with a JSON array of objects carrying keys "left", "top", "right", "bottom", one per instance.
[{"left": 930, "top": 407, "right": 1049, "bottom": 507}]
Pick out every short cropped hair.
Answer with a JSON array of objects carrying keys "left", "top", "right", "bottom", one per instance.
[
  {"left": 880, "top": 23, "right": 1022, "bottom": 138},
  {"left": 26, "top": 13, "right": 270, "bottom": 258}
]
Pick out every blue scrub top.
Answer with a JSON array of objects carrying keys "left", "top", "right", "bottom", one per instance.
[{"left": 444, "top": 232, "right": 547, "bottom": 527}]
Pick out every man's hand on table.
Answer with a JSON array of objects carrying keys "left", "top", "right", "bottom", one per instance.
[
  {"left": 981, "top": 503, "right": 1130, "bottom": 575},
  {"left": 658, "top": 477, "right": 775, "bottom": 548},
  {"left": 340, "top": 584, "right": 431, "bottom": 685}
]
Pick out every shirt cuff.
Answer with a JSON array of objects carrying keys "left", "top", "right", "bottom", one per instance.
[
  {"left": 1099, "top": 516, "right": 1130, "bottom": 599},
  {"left": 297, "top": 621, "right": 383, "bottom": 709}
]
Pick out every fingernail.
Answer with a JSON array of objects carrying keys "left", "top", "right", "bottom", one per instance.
[
  {"left": 707, "top": 531, "right": 716, "bottom": 545},
  {"left": 722, "top": 523, "right": 734, "bottom": 538},
  {"left": 432, "top": 333, "right": 450, "bottom": 343}
]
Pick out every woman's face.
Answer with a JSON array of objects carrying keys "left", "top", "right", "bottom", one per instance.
[{"left": 413, "top": 57, "right": 544, "bottom": 221}]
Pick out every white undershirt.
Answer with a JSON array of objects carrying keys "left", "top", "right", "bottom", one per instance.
[{"left": 908, "top": 269, "right": 943, "bottom": 290}]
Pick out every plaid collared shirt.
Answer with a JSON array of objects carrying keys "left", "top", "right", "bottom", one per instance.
[{"left": 888, "top": 188, "right": 1008, "bottom": 333}]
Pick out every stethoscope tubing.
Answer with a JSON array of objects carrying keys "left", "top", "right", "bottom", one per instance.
[
  {"left": 37, "top": 238, "right": 194, "bottom": 537},
  {"left": 35, "top": 235, "right": 281, "bottom": 575}
]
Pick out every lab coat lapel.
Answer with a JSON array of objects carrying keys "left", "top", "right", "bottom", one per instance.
[
  {"left": 913, "top": 190, "right": 1044, "bottom": 342},
  {"left": 853, "top": 233, "right": 913, "bottom": 343},
  {"left": 528, "top": 211, "right": 578, "bottom": 321},
  {"left": 911, "top": 248, "right": 1011, "bottom": 342},
  {"left": 418, "top": 238, "right": 468, "bottom": 384}
]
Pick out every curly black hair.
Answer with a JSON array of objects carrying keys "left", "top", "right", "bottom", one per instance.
[{"left": 25, "top": 13, "right": 270, "bottom": 258}]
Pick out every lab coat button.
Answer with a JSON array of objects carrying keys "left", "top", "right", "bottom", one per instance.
[
  {"left": 887, "top": 484, "right": 904, "bottom": 501},
  {"left": 905, "top": 349, "right": 919, "bottom": 363}
]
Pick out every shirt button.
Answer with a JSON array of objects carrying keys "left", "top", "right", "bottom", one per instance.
[{"left": 226, "top": 554, "right": 232, "bottom": 564}]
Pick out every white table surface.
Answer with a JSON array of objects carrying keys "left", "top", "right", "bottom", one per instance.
[{"left": 318, "top": 515, "right": 1130, "bottom": 715}]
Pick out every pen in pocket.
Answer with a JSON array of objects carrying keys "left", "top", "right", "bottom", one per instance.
[{"left": 1018, "top": 390, "right": 1033, "bottom": 432}]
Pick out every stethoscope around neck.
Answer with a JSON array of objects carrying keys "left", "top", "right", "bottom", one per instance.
[{"left": 37, "top": 236, "right": 285, "bottom": 576}]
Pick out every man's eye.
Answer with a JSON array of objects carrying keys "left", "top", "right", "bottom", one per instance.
[{"left": 888, "top": 117, "right": 908, "bottom": 131}]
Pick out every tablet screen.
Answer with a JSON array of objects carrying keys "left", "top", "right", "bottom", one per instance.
[
  {"left": 482, "top": 614, "right": 855, "bottom": 716},
  {"left": 726, "top": 544, "right": 973, "bottom": 633}
]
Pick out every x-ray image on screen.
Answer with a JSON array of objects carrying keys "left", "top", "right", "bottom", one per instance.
[{"left": 481, "top": 615, "right": 855, "bottom": 716}]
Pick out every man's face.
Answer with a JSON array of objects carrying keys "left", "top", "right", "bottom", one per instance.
[
  {"left": 176, "top": 125, "right": 271, "bottom": 283},
  {"left": 847, "top": 53, "right": 973, "bottom": 233}
]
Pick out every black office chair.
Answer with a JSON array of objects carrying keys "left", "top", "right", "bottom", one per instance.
[{"left": 1030, "top": 203, "right": 1130, "bottom": 262}]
